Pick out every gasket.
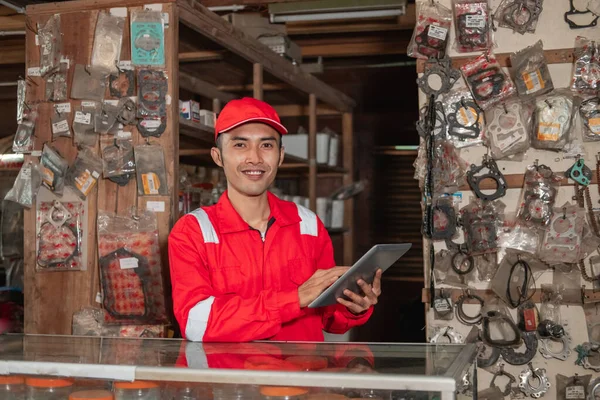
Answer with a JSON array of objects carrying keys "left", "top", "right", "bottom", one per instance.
[
  {"left": 565, "top": 0, "right": 599, "bottom": 29},
  {"left": 518, "top": 363, "right": 550, "bottom": 398},
  {"left": 416, "top": 100, "right": 446, "bottom": 139},
  {"left": 482, "top": 311, "right": 522, "bottom": 347},
  {"left": 457, "top": 12, "right": 488, "bottom": 49},
  {"left": 138, "top": 69, "right": 167, "bottom": 118},
  {"left": 452, "top": 250, "right": 475, "bottom": 275},
  {"left": 501, "top": 332, "right": 538, "bottom": 365},
  {"left": 539, "top": 333, "right": 572, "bottom": 361},
  {"left": 466, "top": 67, "right": 506, "bottom": 103},
  {"left": 416, "top": 58, "right": 461, "bottom": 98},
  {"left": 502, "top": 0, "right": 542, "bottom": 34},
  {"left": 455, "top": 292, "right": 484, "bottom": 325},
  {"left": 431, "top": 201, "right": 457, "bottom": 240},
  {"left": 138, "top": 118, "right": 166, "bottom": 137},
  {"left": 447, "top": 99, "right": 482, "bottom": 140},
  {"left": 576, "top": 342, "right": 600, "bottom": 372},
  {"left": 110, "top": 69, "right": 135, "bottom": 98},
  {"left": 477, "top": 343, "right": 501, "bottom": 368},
  {"left": 46, "top": 200, "right": 71, "bottom": 228},
  {"left": 467, "top": 156, "right": 507, "bottom": 201},
  {"left": 490, "top": 365, "right": 516, "bottom": 396},
  {"left": 415, "top": 25, "right": 447, "bottom": 59},
  {"left": 488, "top": 102, "right": 528, "bottom": 154},
  {"left": 580, "top": 97, "right": 600, "bottom": 137},
  {"left": 37, "top": 222, "right": 79, "bottom": 269},
  {"left": 430, "top": 326, "right": 463, "bottom": 343},
  {"left": 566, "top": 157, "right": 593, "bottom": 186}
]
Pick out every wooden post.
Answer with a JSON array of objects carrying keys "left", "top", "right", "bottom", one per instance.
[
  {"left": 253, "top": 63, "right": 263, "bottom": 101},
  {"left": 308, "top": 94, "right": 317, "bottom": 212},
  {"left": 212, "top": 98, "right": 221, "bottom": 114},
  {"left": 342, "top": 112, "right": 354, "bottom": 265}
]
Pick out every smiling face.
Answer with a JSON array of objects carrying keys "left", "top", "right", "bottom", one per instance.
[{"left": 211, "top": 122, "right": 285, "bottom": 198}]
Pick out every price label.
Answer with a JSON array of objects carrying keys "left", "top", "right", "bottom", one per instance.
[
  {"left": 42, "top": 167, "right": 54, "bottom": 187},
  {"left": 31, "top": 150, "right": 42, "bottom": 157},
  {"left": 428, "top": 25, "right": 448, "bottom": 41},
  {"left": 27, "top": 67, "right": 41, "bottom": 77},
  {"left": 522, "top": 70, "right": 545, "bottom": 94},
  {"left": 146, "top": 201, "right": 165, "bottom": 212},
  {"left": 119, "top": 257, "right": 139, "bottom": 270},
  {"left": 537, "top": 122, "right": 561, "bottom": 141},
  {"left": 21, "top": 166, "right": 32, "bottom": 179},
  {"left": 433, "top": 298, "right": 452, "bottom": 312},
  {"left": 81, "top": 101, "right": 97, "bottom": 108},
  {"left": 52, "top": 120, "right": 70, "bottom": 134},
  {"left": 117, "top": 60, "right": 133, "bottom": 70},
  {"left": 95, "top": 292, "right": 102, "bottom": 304},
  {"left": 588, "top": 117, "right": 600, "bottom": 134},
  {"left": 55, "top": 103, "right": 71, "bottom": 114},
  {"left": 141, "top": 119, "right": 162, "bottom": 128},
  {"left": 466, "top": 14, "right": 486, "bottom": 28},
  {"left": 92, "top": 170, "right": 100, "bottom": 179},
  {"left": 74, "top": 169, "right": 98, "bottom": 196},
  {"left": 142, "top": 173, "right": 160, "bottom": 195},
  {"left": 104, "top": 99, "right": 119, "bottom": 106},
  {"left": 565, "top": 386, "right": 585, "bottom": 399},
  {"left": 74, "top": 111, "right": 92, "bottom": 125}
]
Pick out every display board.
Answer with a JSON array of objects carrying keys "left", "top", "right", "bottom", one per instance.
[{"left": 416, "top": 0, "right": 600, "bottom": 398}]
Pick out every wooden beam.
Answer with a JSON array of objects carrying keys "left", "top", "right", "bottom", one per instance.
[
  {"left": 274, "top": 104, "right": 341, "bottom": 117},
  {"left": 179, "top": 71, "right": 237, "bottom": 103},
  {"left": 0, "top": 15, "right": 25, "bottom": 31},
  {"left": 212, "top": 98, "right": 221, "bottom": 113},
  {"left": 0, "top": 41, "right": 25, "bottom": 64},
  {"left": 178, "top": 50, "right": 225, "bottom": 63},
  {"left": 308, "top": 93, "right": 317, "bottom": 212},
  {"left": 201, "top": 0, "right": 306, "bottom": 6},
  {"left": 177, "top": 0, "right": 355, "bottom": 112},
  {"left": 416, "top": 47, "right": 576, "bottom": 73},
  {"left": 298, "top": 35, "right": 411, "bottom": 58},
  {"left": 459, "top": 170, "right": 599, "bottom": 191},
  {"left": 253, "top": 63, "right": 263, "bottom": 101},
  {"left": 27, "top": 0, "right": 175, "bottom": 14},
  {"left": 218, "top": 83, "right": 290, "bottom": 92},
  {"left": 179, "top": 148, "right": 211, "bottom": 156}
]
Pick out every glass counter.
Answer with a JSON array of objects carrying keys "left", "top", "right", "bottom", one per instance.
[{"left": 0, "top": 334, "right": 478, "bottom": 400}]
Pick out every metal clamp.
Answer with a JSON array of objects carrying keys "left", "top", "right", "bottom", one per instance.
[
  {"left": 467, "top": 156, "right": 507, "bottom": 201},
  {"left": 490, "top": 364, "right": 516, "bottom": 397},
  {"left": 430, "top": 326, "right": 464, "bottom": 344},
  {"left": 539, "top": 333, "right": 572, "bottom": 360},
  {"left": 518, "top": 363, "right": 550, "bottom": 398}
]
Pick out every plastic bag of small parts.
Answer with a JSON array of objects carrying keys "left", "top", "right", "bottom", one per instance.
[
  {"left": 134, "top": 144, "right": 168, "bottom": 196},
  {"left": 516, "top": 163, "right": 561, "bottom": 228},
  {"left": 498, "top": 221, "right": 540, "bottom": 256},
  {"left": 413, "top": 139, "right": 468, "bottom": 193},
  {"left": 97, "top": 210, "right": 168, "bottom": 325},
  {"left": 71, "top": 64, "right": 107, "bottom": 101},
  {"left": 432, "top": 289, "right": 454, "bottom": 321},
  {"left": 407, "top": 1, "right": 452, "bottom": 59},
  {"left": 531, "top": 90, "right": 575, "bottom": 151},
  {"left": 74, "top": 102, "right": 99, "bottom": 147},
  {"left": 485, "top": 99, "right": 532, "bottom": 160},
  {"left": 474, "top": 253, "right": 497, "bottom": 282},
  {"left": 553, "top": 263, "right": 584, "bottom": 294},
  {"left": 494, "top": 0, "right": 543, "bottom": 34},
  {"left": 66, "top": 148, "right": 103, "bottom": 200},
  {"left": 452, "top": 0, "right": 494, "bottom": 53},
  {"left": 461, "top": 52, "right": 516, "bottom": 110},
  {"left": 460, "top": 198, "right": 505, "bottom": 255},
  {"left": 101, "top": 137, "right": 136, "bottom": 183},
  {"left": 429, "top": 196, "right": 459, "bottom": 240},
  {"left": 4, "top": 161, "right": 42, "bottom": 209},
  {"left": 491, "top": 249, "right": 547, "bottom": 308},
  {"left": 578, "top": 96, "right": 600, "bottom": 141},
  {"left": 571, "top": 36, "right": 600, "bottom": 95},
  {"left": 538, "top": 202, "right": 584, "bottom": 265},
  {"left": 442, "top": 87, "right": 486, "bottom": 149},
  {"left": 51, "top": 106, "right": 72, "bottom": 139},
  {"left": 130, "top": 10, "right": 165, "bottom": 67},
  {"left": 556, "top": 374, "right": 592, "bottom": 400},
  {"left": 13, "top": 107, "right": 38, "bottom": 154},
  {"left": 539, "top": 284, "right": 563, "bottom": 325},
  {"left": 45, "top": 60, "right": 69, "bottom": 102},
  {"left": 39, "top": 14, "right": 62, "bottom": 76},
  {"left": 40, "top": 144, "right": 69, "bottom": 196},
  {"left": 36, "top": 200, "right": 84, "bottom": 271},
  {"left": 510, "top": 41, "right": 553, "bottom": 99},
  {"left": 433, "top": 249, "right": 476, "bottom": 288},
  {"left": 91, "top": 12, "right": 125, "bottom": 75},
  {"left": 583, "top": 302, "right": 600, "bottom": 343},
  {"left": 95, "top": 101, "right": 119, "bottom": 134}
]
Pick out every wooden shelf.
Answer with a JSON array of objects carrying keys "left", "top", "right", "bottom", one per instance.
[{"left": 179, "top": 117, "right": 214, "bottom": 144}]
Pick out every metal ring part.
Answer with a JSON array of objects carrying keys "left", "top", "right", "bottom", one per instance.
[
  {"left": 539, "top": 333, "right": 572, "bottom": 361},
  {"left": 467, "top": 156, "right": 507, "bottom": 201},
  {"left": 518, "top": 364, "right": 550, "bottom": 398},
  {"left": 451, "top": 250, "right": 475, "bottom": 275},
  {"left": 490, "top": 365, "right": 516, "bottom": 397},
  {"left": 455, "top": 292, "right": 484, "bottom": 325},
  {"left": 501, "top": 332, "right": 538, "bottom": 365},
  {"left": 430, "top": 326, "right": 464, "bottom": 344},
  {"left": 588, "top": 378, "right": 600, "bottom": 400}
]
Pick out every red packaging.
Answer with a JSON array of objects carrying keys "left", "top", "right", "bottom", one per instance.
[
  {"left": 453, "top": 0, "right": 493, "bottom": 53},
  {"left": 407, "top": 1, "right": 452, "bottom": 59},
  {"left": 461, "top": 52, "right": 516, "bottom": 110}
]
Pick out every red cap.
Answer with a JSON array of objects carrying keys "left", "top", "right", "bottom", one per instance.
[{"left": 215, "top": 97, "right": 288, "bottom": 141}]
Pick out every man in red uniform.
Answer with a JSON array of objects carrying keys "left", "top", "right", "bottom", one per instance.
[{"left": 169, "top": 97, "right": 382, "bottom": 342}]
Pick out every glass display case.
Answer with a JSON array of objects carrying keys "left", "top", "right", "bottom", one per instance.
[{"left": 0, "top": 334, "right": 477, "bottom": 400}]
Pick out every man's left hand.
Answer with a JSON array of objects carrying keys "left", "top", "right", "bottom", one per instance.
[{"left": 337, "top": 269, "right": 382, "bottom": 315}]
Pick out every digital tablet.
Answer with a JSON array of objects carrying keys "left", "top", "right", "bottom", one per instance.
[{"left": 308, "top": 243, "right": 412, "bottom": 308}]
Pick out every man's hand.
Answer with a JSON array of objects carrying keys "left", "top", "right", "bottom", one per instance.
[
  {"left": 298, "top": 267, "right": 349, "bottom": 308},
  {"left": 337, "top": 269, "right": 382, "bottom": 315}
]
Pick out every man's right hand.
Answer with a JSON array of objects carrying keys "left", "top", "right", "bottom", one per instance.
[{"left": 298, "top": 267, "right": 349, "bottom": 308}]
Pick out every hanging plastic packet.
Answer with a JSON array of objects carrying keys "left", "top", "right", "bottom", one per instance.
[
  {"left": 510, "top": 41, "right": 553, "bottom": 99},
  {"left": 485, "top": 99, "right": 532, "bottom": 160},
  {"left": 460, "top": 198, "right": 504, "bottom": 255},
  {"left": 493, "top": 0, "right": 543, "bottom": 34},
  {"left": 571, "top": 36, "right": 600, "bottom": 95},
  {"left": 39, "top": 14, "right": 62, "bottom": 76},
  {"left": 16, "top": 79, "right": 26, "bottom": 124},
  {"left": 74, "top": 101, "right": 99, "bottom": 147},
  {"left": 461, "top": 52, "right": 516, "bottom": 110},
  {"left": 583, "top": 302, "right": 600, "bottom": 343},
  {"left": 110, "top": 62, "right": 135, "bottom": 98},
  {"left": 95, "top": 101, "right": 119, "bottom": 134},
  {"left": 414, "top": 139, "right": 468, "bottom": 193},
  {"left": 531, "top": 90, "right": 574, "bottom": 151},
  {"left": 101, "top": 137, "right": 135, "bottom": 186},
  {"left": 131, "top": 10, "right": 165, "bottom": 67},
  {"left": 51, "top": 103, "right": 72, "bottom": 139},
  {"left": 138, "top": 117, "right": 166, "bottom": 138},
  {"left": 474, "top": 252, "right": 497, "bottom": 282},
  {"left": 491, "top": 249, "right": 547, "bottom": 308},
  {"left": 407, "top": 1, "right": 452, "bottom": 59},
  {"left": 36, "top": 200, "right": 83, "bottom": 271},
  {"left": 4, "top": 161, "right": 42, "bottom": 209},
  {"left": 13, "top": 106, "right": 38, "bottom": 154},
  {"left": 433, "top": 249, "right": 475, "bottom": 288},
  {"left": 40, "top": 144, "right": 69, "bottom": 196},
  {"left": 556, "top": 375, "right": 591, "bottom": 400},
  {"left": 91, "top": 11, "right": 125, "bottom": 75},
  {"left": 137, "top": 69, "right": 167, "bottom": 118},
  {"left": 539, "top": 284, "right": 563, "bottom": 326},
  {"left": 116, "top": 97, "right": 137, "bottom": 126},
  {"left": 432, "top": 289, "right": 454, "bottom": 321},
  {"left": 71, "top": 64, "right": 108, "bottom": 101},
  {"left": 429, "top": 196, "right": 458, "bottom": 240},
  {"left": 579, "top": 96, "right": 600, "bottom": 141},
  {"left": 134, "top": 144, "right": 168, "bottom": 196},
  {"left": 442, "top": 87, "right": 486, "bottom": 148},
  {"left": 66, "top": 147, "right": 103, "bottom": 200},
  {"left": 97, "top": 210, "right": 168, "bottom": 325},
  {"left": 539, "top": 202, "right": 584, "bottom": 264},
  {"left": 452, "top": 0, "right": 493, "bottom": 53},
  {"left": 45, "top": 60, "right": 69, "bottom": 102},
  {"left": 516, "top": 163, "right": 561, "bottom": 228},
  {"left": 517, "top": 301, "right": 539, "bottom": 332}
]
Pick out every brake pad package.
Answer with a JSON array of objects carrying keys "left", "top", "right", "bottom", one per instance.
[
  {"left": 510, "top": 40, "right": 554, "bottom": 99},
  {"left": 134, "top": 144, "right": 168, "bottom": 196},
  {"left": 407, "top": 1, "right": 452, "bottom": 59}
]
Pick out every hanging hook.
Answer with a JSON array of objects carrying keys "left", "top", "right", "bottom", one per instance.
[
  {"left": 545, "top": 99, "right": 553, "bottom": 109},
  {"left": 503, "top": 102, "right": 508, "bottom": 114},
  {"left": 562, "top": 206, "right": 567, "bottom": 220}
]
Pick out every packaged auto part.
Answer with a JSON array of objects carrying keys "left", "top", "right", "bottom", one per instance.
[
  {"left": 430, "top": 196, "right": 457, "bottom": 240},
  {"left": 38, "top": 14, "right": 62, "bottom": 76},
  {"left": 414, "top": 140, "right": 468, "bottom": 194},
  {"left": 442, "top": 87, "right": 486, "bottom": 148},
  {"left": 510, "top": 41, "right": 553, "bottom": 99},
  {"left": 494, "top": 0, "right": 543, "bottom": 34},
  {"left": 91, "top": 11, "right": 125, "bottom": 75},
  {"left": 452, "top": 0, "right": 493, "bottom": 53},
  {"left": 137, "top": 69, "right": 167, "bottom": 118},
  {"left": 97, "top": 210, "right": 168, "bottom": 324},
  {"left": 459, "top": 198, "right": 504, "bottom": 255},
  {"left": 138, "top": 117, "right": 166, "bottom": 137},
  {"left": 101, "top": 138, "right": 135, "bottom": 186},
  {"left": 134, "top": 144, "right": 168, "bottom": 196},
  {"left": 51, "top": 104, "right": 72, "bottom": 139},
  {"left": 572, "top": 37, "right": 600, "bottom": 94},
  {"left": 491, "top": 250, "right": 547, "bottom": 308},
  {"left": 539, "top": 203, "right": 584, "bottom": 264},
  {"left": 588, "top": 377, "right": 600, "bottom": 400},
  {"left": 407, "top": 1, "right": 452, "bottom": 59},
  {"left": 461, "top": 52, "right": 516, "bottom": 110},
  {"left": 66, "top": 148, "right": 103, "bottom": 200},
  {"left": 575, "top": 342, "right": 600, "bottom": 372},
  {"left": 4, "top": 161, "right": 42, "bottom": 209},
  {"left": 539, "top": 284, "right": 563, "bottom": 326},
  {"left": 110, "top": 67, "right": 135, "bottom": 98},
  {"left": 71, "top": 64, "right": 107, "bottom": 101},
  {"left": 579, "top": 96, "right": 600, "bottom": 141},
  {"left": 433, "top": 249, "right": 475, "bottom": 288},
  {"left": 498, "top": 214, "right": 540, "bottom": 255},
  {"left": 40, "top": 144, "right": 68, "bottom": 196},
  {"left": 417, "top": 58, "right": 460, "bottom": 99},
  {"left": 73, "top": 102, "right": 98, "bottom": 147},
  {"left": 36, "top": 200, "right": 83, "bottom": 271},
  {"left": 565, "top": 0, "right": 599, "bottom": 29},
  {"left": 466, "top": 155, "right": 507, "bottom": 201},
  {"left": 433, "top": 289, "right": 454, "bottom": 321},
  {"left": 416, "top": 99, "right": 446, "bottom": 139},
  {"left": 455, "top": 290, "right": 484, "bottom": 325},
  {"left": 516, "top": 163, "right": 561, "bottom": 228},
  {"left": 45, "top": 60, "right": 68, "bottom": 102},
  {"left": 517, "top": 301, "right": 538, "bottom": 332},
  {"left": 518, "top": 363, "right": 550, "bottom": 397},
  {"left": 556, "top": 374, "right": 591, "bottom": 400},
  {"left": 95, "top": 101, "right": 119, "bottom": 134},
  {"left": 475, "top": 252, "right": 497, "bottom": 282},
  {"left": 485, "top": 100, "right": 532, "bottom": 160},
  {"left": 131, "top": 10, "right": 165, "bottom": 67},
  {"left": 13, "top": 106, "right": 37, "bottom": 154},
  {"left": 116, "top": 97, "right": 137, "bottom": 126},
  {"left": 531, "top": 90, "right": 574, "bottom": 151}
]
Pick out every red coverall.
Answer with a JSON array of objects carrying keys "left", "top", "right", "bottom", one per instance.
[{"left": 168, "top": 191, "right": 372, "bottom": 342}]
